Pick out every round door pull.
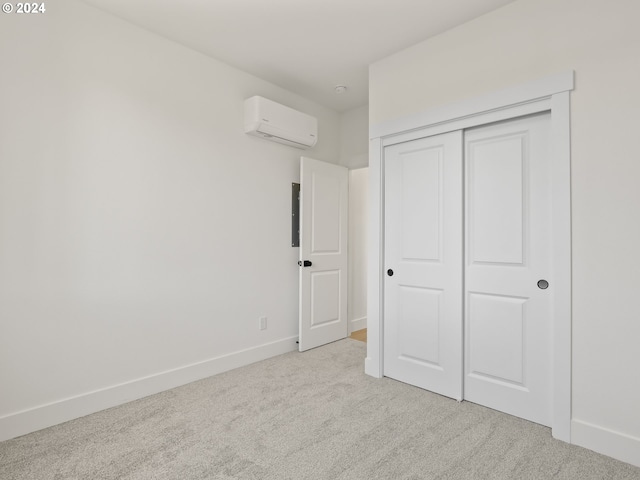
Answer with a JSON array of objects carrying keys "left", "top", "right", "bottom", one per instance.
[
  {"left": 537, "top": 279, "right": 549, "bottom": 290},
  {"left": 387, "top": 269, "right": 394, "bottom": 276}
]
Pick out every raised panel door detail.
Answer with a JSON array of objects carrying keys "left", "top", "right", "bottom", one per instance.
[
  {"left": 310, "top": 270, "right": 340, "bottom": 328},
  {"left": 311, "top": 172, "right": 341, "bottom": 254},
  {"left": 400, "top": 147, "right": 442, "bottom": 262},
  {"left": 468, "top": 292, "right": 526, "bottom": 387},
  {"left": 397, "top": 286, "right": 442, "bottom": 368},
  {"left": 468, "top": 133, "right": 527, "bottom": 266}
]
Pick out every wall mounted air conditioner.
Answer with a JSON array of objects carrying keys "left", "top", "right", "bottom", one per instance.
[{"left": 244, "top": 96, "right": 318, "bottom": 149}]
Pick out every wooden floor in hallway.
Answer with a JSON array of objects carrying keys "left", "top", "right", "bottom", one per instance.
[{"left": 350, "top": 329, "right": 367, "bottom": 343}]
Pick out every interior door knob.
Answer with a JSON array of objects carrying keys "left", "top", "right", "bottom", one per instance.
[
  {"left": 537, "top": 279, "right": 549, "bottom": 289},
  {"left": 298, "top": 260, "right": 312, "bottom": 267},
  {"left": 387, "top": 269, "right": 394, "bottom": 276}
]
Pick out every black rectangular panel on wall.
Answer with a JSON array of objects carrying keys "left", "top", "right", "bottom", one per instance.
[{"left": 292, "top": 183, "right": 300, "bottom": 247}]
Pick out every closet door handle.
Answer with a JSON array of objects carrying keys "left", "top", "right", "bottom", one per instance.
[
  {"left": 387, "top": 269, "right": 394, "bottom": 276},
  {"left": 298, "top": 260, "right": 312, "bottom": 267}
]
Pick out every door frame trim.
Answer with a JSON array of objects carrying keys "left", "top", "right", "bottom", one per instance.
[{"left": 366, "top": 71, "right": 574, "bottom": 442}]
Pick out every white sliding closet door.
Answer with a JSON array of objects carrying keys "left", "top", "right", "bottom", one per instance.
[
  {"left": 464, "top": 114, "right": 552, "bottom": 426},
  {"left": 383, "top": 113, "right": 553, "bottom": 426},
  {"left": 383, "top": 131, "right": 463, "bottom": 400}
]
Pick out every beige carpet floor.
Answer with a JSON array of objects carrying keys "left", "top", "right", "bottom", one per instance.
[{"left": 1, "top": 338, "right": 639, "bottom": 479}]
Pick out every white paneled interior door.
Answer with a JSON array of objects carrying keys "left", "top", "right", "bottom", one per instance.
[
  {"left": 298, "top": 157, "right": 349, "bottom": 352},
  {"left": 383, "top": 113, "right": 553, "bottom": 426},
  {"left": 464, "top": 114, "right": 552, "bottom": 426},
  {"left": 383, "top": 131, "right": 463, "bottom": 400}
]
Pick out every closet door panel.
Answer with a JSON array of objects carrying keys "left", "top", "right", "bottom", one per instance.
[
  {"left": 464, "top": 113, "right": 553, "bottom": 427},
  {"left": 383, "top": 131, "right": 463, "bottom": 400}
]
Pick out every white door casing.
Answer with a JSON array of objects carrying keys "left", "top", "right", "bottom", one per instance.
[
  {"left": 299, "top": 157, "right": 349, "bottom": 352},
  {"left": 464, "top": 114, "right": 552, "bottom": 426},
  {"left": 383, "top": 131, "right": 463, "bottom": 400}
]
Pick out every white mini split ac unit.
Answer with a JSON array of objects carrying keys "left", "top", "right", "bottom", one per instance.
[{"left": 244, "top": 96, "right": 318, "bottom": 149}]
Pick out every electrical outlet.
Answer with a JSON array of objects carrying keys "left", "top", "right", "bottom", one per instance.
[{"left": 259, "top": 316, "right": 267, "bottom": 330}]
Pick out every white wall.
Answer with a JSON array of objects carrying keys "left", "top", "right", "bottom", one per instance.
[
  {"left": 339, "top": 105, "right": 369, "bottom": 169},
  {"left": 348, "top": 168, "right": 368, "bottom": 333},
  {"left": 339, "top": 104, "right": 369, "bottom": 334},
  {"left": 0, "top": 0, "right": 340, "bottom": 440},
  {"left": 369, "top": 0, "right": 640, "bottom": 467}
]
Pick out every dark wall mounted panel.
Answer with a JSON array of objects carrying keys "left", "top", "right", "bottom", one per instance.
[{"left": 292, "top": 182, "right": 300, "bottom": 247}]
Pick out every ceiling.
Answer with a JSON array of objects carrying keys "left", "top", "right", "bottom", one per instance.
[{"left": 80, "top": 0, "right": 516, "bottom": 112}]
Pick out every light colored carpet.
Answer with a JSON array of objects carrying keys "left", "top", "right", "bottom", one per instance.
[{"left": 1, "top": 339, "right": 639, "bottom": 479}]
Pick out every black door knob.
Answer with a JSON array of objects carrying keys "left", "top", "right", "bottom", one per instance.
[
  {"left": 387, "top": 269, "right": 394, "bottom": 276},
  {"left": 298, "top": 260, "right": 312, "bottom": 267}
]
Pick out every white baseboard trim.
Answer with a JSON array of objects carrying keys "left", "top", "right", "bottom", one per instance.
[
  {"left": 571, "top": 419, "right": 640, "bottom": 468},
  {"left": 0, "top": 336, "right": 298, "bottom": 443},
  {"left": 350, "top": 316, "right": 367, "bottom": 333},
  {"left": 364, "top": 357, "right": 382, "bottom": 378}
]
